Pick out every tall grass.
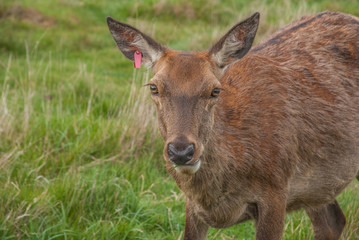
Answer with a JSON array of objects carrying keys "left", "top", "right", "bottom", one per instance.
[
  {"left": 0, "top": 0, "right": 358, "bottom": 239},
  {"left": 0, "top": 44, "right": 162, "bottom": 239}
]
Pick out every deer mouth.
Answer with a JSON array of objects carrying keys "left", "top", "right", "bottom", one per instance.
[{"left": 172, "top": 158, "right": 201, "bottom": 174}]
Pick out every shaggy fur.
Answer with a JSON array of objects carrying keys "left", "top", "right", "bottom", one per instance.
[{"left": 108, "top": 11, "right": 359, "bottom": 240}]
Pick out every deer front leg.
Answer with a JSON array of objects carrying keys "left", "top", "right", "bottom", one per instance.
[
  {"left": 255, "top": 194, "right": 287, "bottom": 240},
  {"left": 184, "top": 199, "right": 209, "bottom": 240}
]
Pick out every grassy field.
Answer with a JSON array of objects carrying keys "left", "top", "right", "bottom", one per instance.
[{"left": 0, "top": 0, "right": 358, "bottom": 239}]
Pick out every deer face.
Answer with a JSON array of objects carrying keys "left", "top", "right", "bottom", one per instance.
[
  {"left": 107, "top": 13, "right": 259, "bottom": 174},
  {"left": 148, "top": 51, "right": 222, "bottom": 174}
]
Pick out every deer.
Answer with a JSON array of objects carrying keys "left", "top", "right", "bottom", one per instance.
[{"left": 107, "top": 11, "right": 359, "bottom": 240}]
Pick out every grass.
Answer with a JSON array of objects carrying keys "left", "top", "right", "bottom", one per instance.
[{"left": 0, "top": 0, "right": 358, "bottom": 239}]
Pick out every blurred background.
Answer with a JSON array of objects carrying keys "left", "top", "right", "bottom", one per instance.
[{"left": 0, "top": 0, "right": 358, "bottom": 239}]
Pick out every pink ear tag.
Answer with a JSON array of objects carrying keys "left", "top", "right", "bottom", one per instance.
[{"left": 134, "top": 51, "right": 142, "bottom": 68}]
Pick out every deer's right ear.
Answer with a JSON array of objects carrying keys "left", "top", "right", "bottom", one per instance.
[{"left": 107, "top": 17, "right": 165, "bottom": 68}]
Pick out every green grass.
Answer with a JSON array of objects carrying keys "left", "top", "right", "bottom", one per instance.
[{"left": 0, "top": 0, "right": 358, "bottom": 239}]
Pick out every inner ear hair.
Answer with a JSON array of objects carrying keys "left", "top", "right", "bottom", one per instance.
[
  {"left": 209, "top": 12, "right": 260, "bottom": 68},
  {"left": 107, "top": 17, "right": 165, "bottom": 68}
]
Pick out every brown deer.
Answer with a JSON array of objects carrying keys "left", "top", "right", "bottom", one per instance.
[{"left": 107, "top": 11, "right": 359, "bottom": 240}]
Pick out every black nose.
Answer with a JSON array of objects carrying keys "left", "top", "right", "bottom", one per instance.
[{"left": 167, "top": 143, "right": 195, "bottom": 165}]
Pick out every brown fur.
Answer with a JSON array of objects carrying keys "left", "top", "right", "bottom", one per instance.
[{"left": 107, "top": 11, "right": 359, "bottom": 240}]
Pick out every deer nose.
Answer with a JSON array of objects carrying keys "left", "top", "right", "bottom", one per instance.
[{"left": 167, "top": 143, "right": 195, "bottom": 165}]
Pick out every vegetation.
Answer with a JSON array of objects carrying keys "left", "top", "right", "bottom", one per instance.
[{"left": 0, "top": 0, "right": 358, "bottom": 239}]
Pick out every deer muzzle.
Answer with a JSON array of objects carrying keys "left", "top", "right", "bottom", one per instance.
[{"left": 165, "top": 136, "right": 203, "bottom": 174}]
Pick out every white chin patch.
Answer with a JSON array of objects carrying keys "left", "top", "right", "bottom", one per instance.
[{"left": 173, "top": 159, "right": 201, "bottom": 175}]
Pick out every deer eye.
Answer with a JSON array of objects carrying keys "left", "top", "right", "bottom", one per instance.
[
  {"left": 210, "top": 88, "right": 222, "bottom": 98},
  {"left": 149, "top": 84, "right": 159, "bottom": 95}
]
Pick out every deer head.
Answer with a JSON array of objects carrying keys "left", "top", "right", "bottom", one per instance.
[{"left": 107, "top": 13, "right": 259, "bottom": 174}]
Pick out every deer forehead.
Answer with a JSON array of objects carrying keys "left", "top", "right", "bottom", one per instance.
[{"left": 152, "top": 51, "right": 221, "bottom": 94}]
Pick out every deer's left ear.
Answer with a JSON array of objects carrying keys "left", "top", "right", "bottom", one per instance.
[
  {"left": 209, "top": 12, "right": 260, "bottom": 68},
  {"left": 107, "top": 17, "right": 165, "bottom": 68}
]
